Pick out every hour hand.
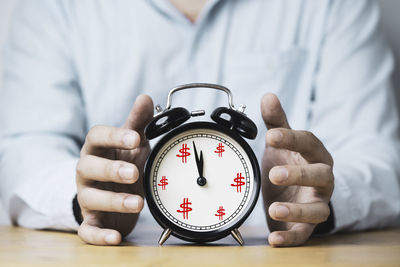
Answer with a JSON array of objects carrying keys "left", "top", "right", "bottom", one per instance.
[
  {"left": 192, "top": 141, "right": 206, "bottom": 186},
  {"left": 192, "top": 141, "right": 203, "bottom": 177}
]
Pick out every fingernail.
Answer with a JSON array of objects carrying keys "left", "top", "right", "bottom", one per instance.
[
  {"left": 119, "top": 166, "right": 134, "bottom": 181},
  {"left": 269, "top": 130, "right": 283, "bottom": 143},
  {"left": 123, "top": 133, "right": 136, "bottom": 147},
  {"left": 270, "top": 234, "right": 284, "bottom": 245},
  {"left": 124, "top": 196, "right": 139, "bottom": 210},
  {"left": 275, "top": 205, "right": 289, "bottom": 218},
  {"left": 271, "top": 167, "right": 288, "bottom": 183},
  {"left": 105, "top": 233, "right": 118, "bottom": 244}
]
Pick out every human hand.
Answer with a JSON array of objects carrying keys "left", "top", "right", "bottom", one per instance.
[
  {"left": 261, "top": 94, "right": 334, "bottom": 247},
  {"left": 76, "top": 95, "right": 154, "bottom": 245}
]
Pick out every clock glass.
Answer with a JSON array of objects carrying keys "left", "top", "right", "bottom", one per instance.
[{"left": 148, "top": 125, "right": 255, "bottom": 232}]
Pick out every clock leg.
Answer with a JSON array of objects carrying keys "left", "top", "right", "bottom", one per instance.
[
  {"left": 231, "top": 228, "right": 244, "bottom": 246},
  {"left": 158, "top": 228, "right": 172, "bottom": 246}
]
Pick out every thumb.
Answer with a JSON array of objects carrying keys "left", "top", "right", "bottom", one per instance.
[
  {"left": 261, "top": 93, "right": 290, "bottom": 129},
  {"left": 123, "top": 94, "right": 154, "bottom": 141}
]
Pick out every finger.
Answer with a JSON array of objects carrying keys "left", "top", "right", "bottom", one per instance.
[
  {"left": 78, "top": 221, "right": 122, "bottom": 245},
  {"left": 83, "top": 125, "right": 141, "bottom": 155},
  {"left": 269, "top": 202, "right": 330, "bottom": 224},
  {"left": 78, "top": 188, "right": 144, "bottom": 213},
  {"left": 266, "top": 128, "right": 333, "bottom": 165},
  {"left": 269, "top": 164, "right": 334, "bottom": 189},
  {"left": 268, "top": 223, "right": 314, "bottom": 247},
  {"left": 123, "top": 94, "right": 154, "bottom": 141},
  {"left": 76, "top": 155, "right": 139, "bottom": 184},
  {"left": 261, "top": 93, "right": 290, "bottom": 129}
]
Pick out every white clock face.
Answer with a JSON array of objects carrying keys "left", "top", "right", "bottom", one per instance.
[{"left": 149, "top": 127, "right": 255, "bottom": 232}]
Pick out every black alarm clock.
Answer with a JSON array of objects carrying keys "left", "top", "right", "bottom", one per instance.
[{"left": 144, "top": 83, "right": 260, "bottom": 246}]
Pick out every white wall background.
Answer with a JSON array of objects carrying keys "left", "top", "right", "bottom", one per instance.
[{"left": 0, "top": 0, "right": 399, "bottom": 225}]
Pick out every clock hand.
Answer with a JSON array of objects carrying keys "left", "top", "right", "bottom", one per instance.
[
  {"left": 192, "top": 141, "right": 202, "bottom": 176},
  {"left": 199, "top": 150, "right": 203, "bottom": 177},
  {"left": 192, "top": 141, "right": 206, "bottom": 186}
]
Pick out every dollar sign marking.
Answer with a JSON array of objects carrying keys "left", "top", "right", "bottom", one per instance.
[
  {"left": 231, "top": 172, "right": 245, "bottom": 193},
  {"left": 177, "top": 198, "right": 192, "bottom": 219},
  {"left": 176, "top": 143, "right": 190, "bottom": 163},
  {"left": 158, "top": 176, "right": 168, "bottom": 190},
  {"left": 215, "top": 206, "right": 225, "bottom": 221},
  {"left": 214, "top": 143, "right": 225, "bottom": 157}
]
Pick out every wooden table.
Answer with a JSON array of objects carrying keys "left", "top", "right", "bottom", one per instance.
[{"left": 0, "top": 225, "right": 399, "bottom": 267}]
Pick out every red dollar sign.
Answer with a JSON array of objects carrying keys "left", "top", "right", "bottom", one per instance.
[
  {"left": 231, "top": 172, "right": 245, "bottom": 193},
  {"left": 177, "top": 198, "right": 192, "bottom": 219},
  {"left": 176, "top": 143, "right": 190, "bottom": 163},
  {"left": 214, "top": 143, "right": 225, "bottom": 157},
  {"left": 215, "top": 206, "right": 225, "bottom": 221},
  {"left": 158, "top": 176, "right": 168, "bottom": 190}
]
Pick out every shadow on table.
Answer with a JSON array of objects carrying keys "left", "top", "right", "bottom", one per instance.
[
  {"left": 304, "top": 227, "right": 400, "bottom": 247},
  {"left": 125, "top": 225, "right": 269, "bottom": 247},
  {"left": 126, "top": 225, "right": 400, "bottom": 247}
]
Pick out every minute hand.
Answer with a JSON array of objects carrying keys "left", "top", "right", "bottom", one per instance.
[{"left": 192, "top": 141, "right": 204, "bottom": 178}]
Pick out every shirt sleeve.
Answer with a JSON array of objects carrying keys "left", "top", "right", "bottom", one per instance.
[
  {"left": 0, "top": 0, "right": 84, "bottom": 231},
  {"left": 310, "top": 0, "right": 400, "bottom": 232}
]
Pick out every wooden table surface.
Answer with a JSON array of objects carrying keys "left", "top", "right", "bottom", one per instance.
[{"left": 0, "top": 225, "right": 399, "bottom": 267}]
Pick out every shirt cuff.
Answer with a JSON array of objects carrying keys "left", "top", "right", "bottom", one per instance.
[
  {"left": 329, "top": 166, "right": 360, "bottom": 233},
  {"left": 12, "top": 158, "right": 79, "bottom": 231}
]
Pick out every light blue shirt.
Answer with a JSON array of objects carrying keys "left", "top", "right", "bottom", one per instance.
[{"left": 1, "top": 0, "right": 399, "bottom": 233}]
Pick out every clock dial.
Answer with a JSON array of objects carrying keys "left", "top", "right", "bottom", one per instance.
[{"left": 149, "top": 127, "right": 255, "bottom": 232}]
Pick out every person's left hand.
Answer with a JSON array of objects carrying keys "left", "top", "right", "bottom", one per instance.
[{"left": 261, "top": 93, "right": 334, "bottom": 247}]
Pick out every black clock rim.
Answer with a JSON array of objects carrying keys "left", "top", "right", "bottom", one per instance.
[{"left": 143, "top": 121, "right": 261, "bottom": 243}]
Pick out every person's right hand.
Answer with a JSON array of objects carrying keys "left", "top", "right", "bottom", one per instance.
[{"left": 76, "top": 95, "right": 154, "bottom": 245}]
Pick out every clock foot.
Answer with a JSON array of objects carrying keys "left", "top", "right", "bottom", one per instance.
[
  {"left": 231, "top": 229, "right": 244, "bottom": 246},
  {"left": 158, "top": 228, "right": 172, "bottom": 246}
]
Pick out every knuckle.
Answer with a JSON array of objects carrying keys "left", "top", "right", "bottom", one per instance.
[
  {"left": 287, "top": 130, "right": 296, "bottom": 146},
  {"left": 76, "top": 155, "right": 91, "bottom": 177},
  {"left": 301, "top": 130, "right": 317, "bottom": 144},
  {"left": 321, "top": 164, "right": 334, "bottom": 186},
  {"left": 105, "top": 160, "right": 119, "bottom": 178},
  {"left": 330, "top": 172, "right": 335, "bottom": 185},
  {"left": 76, "top": 160, "right": 85, "bottom": 178},
  {"left": 326, "top": 173, "right": 334, "bottom": 187},
  {"left": 296, "top": 205, "right": 303, "bottom": 219},
  {"left": 327, "top": 152, "right": 334, "bottom": 167},
  {"left": 299, "top": 165, "right": 307, "bottom": 184},
  {"left": 86, "top": 125, "right": 101, "bottom": 144},
  {"left": 309, "top": 132, "right": 320, "bottom": 147},
  {"left": 79, "top": 146, "right": 87, "bottom": 157},
  {"left": 293, "top": 151, "right": 304, "bottom": 163},
  {"left": 305, "top": 131, "right": 316, "bottom": 140},
  {"left": 77, "top": 226, "right": 86, "bottom": 241},
  {"left": 321, "top": 204, "right": 330, "bottom": 221},
  {"left": 304, "top": 131, "right": 319, "bottom": 148},
  {"left": 110, "top": 128, "right": 125, "bottom": 146},
  {"left": 107, "top": 128, "right": 116, "bottom": 144},
  {"left": 321, "top": 163, "right": 332, "bottom": 173},
  {"left": 76, "top": 155, "right": 94, "bottom": 179},
  {"left": 78, "top": 188, "right": 92, "bottom": 209},
  {"left": 110, "top": 194, "right": 125, "bottom": 211}
]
